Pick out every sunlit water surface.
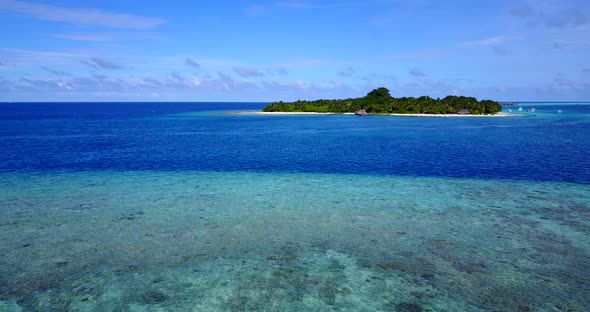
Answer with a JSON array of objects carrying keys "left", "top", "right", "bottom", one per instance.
[{"left": 0, "top": 102, "right": 589, "bottom": 311}]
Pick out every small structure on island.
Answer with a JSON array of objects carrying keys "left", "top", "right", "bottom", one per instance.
[
  {"left": 355, "top": 109, "right": 368, "bottom": 116},
  {"left": 457, "top": 109, "right": 472, "bottom": 115}
]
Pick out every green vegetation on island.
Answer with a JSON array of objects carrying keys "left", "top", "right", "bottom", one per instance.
[{"left": 262, "top": 87, "right": 502, "bottom": 115}]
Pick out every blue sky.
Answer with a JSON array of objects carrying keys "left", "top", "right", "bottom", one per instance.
[{"left": 0, "top": 0, "right": 589, "bottom": 102}]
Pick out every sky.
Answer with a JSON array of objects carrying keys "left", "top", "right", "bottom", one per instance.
[{"left": 0, "top": 0, "right": 589, "bottom": 102}]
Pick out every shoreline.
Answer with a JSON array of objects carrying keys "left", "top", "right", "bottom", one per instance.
[{"left": 233, "top": 111, "right": 524, "bottom": 117}]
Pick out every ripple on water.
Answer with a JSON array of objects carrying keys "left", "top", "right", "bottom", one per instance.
[{"left": 0, "top": 171, "right": 589, "bottom": 310}]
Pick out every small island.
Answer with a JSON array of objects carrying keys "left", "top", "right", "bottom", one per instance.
[{"left": 262, "top": 87, "right": 503, "bottom": 115}]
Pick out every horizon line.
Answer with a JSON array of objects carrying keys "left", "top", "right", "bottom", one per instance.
[{"left": 1, "top": 101, "right": 590, "bottom": 104}]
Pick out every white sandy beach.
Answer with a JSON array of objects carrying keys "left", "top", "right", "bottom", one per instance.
[
  {"left": 385, "top": 112, "right": 519, "bottom": 117},
  {"left": 256, "top": 112, "right": 341, "bottom": 115},
  {"left": 233, "top": 111, "right": 522, "bottom": 117}
]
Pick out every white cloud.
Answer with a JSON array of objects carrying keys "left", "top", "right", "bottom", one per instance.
[
  {"left": 185, "top": 58, "right": 200, "bottom": 68},
  {"left": 0, "top": 0, "right": 166, "bottom": 29},
  {"left": 232, "top": 66, "right": 264, "bottom": 78},
  {"left": 82, "top": 57, "right": 124, "bottom": 70},
  {"left": 1, "top": 72, "right": 360, "bottom": 101},
  {"left": 510, "top": 4, "right": 534, "bottom": 18},
  {"left": 546, "top": 8, "right": 589, "bottom": 28},
  {"left": 409, "top": 68, "right": 426, "bottom": 77},
  {"left": 40, "top": 66, "right": 70, "bottom": 76},
  {"left": 460, "top": 35, "right": 519, "bottom": 47},
  {"left": 0, "top": 48, "right": 90, "bottom": 69},
  {"left": 51, "top": 33, "right": 115, "bottom": 42},
  {"left": 510, "top": 3, "right": 589, "bottom": 29},
  {"left": 189, "top": 77, "right": 202, "bottom": 87}
]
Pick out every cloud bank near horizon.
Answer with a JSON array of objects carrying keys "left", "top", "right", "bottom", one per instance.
[{"left": 0, "top": 0, "right": 589, "bottom": 101}]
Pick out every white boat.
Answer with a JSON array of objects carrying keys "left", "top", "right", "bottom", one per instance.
[
  {"left": 527, "top": 108, "right": 536, "bottom": 112},
  {"left": 518, "top": 107, "right": 523, "bottom": 111},
  {"left": 557, "top": 109, "right": 562, "bottom": 113}
]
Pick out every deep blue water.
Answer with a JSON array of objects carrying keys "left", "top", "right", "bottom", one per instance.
[
  {"left": 1, "top": 102, "right": 590, "bottom": 311},
  {"left": 0, "top": 102, "right": 589, "bottom": 183}
]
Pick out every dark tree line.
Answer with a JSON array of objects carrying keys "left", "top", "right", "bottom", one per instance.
[{"left": 262, "top": 87, "right": 502, "bottom": 115}]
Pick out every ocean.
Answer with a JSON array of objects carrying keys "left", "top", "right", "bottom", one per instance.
[{"left": 0, "top": 102, "right": 589, "bottom": 311}]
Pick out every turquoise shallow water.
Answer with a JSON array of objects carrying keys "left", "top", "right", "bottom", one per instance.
[
  {"left": 1, "top": 102, "right": 589, "bottom": 311},
  {"left": 1, "top": 171, "right": 589, "bottom": 311}
]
